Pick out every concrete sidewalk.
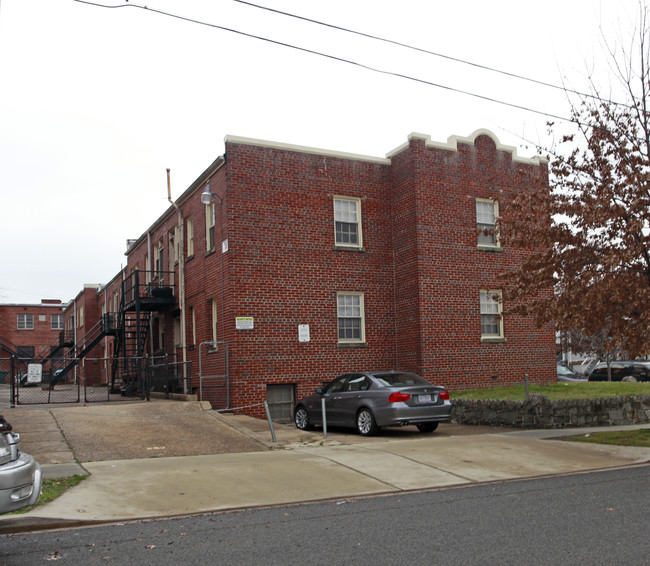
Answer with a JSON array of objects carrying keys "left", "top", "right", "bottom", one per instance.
[{"left": 1, "top": 401, "right": 649, "bottom": 533}]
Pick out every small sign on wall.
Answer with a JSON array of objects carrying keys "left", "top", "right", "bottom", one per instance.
[
  {"left": 298, "top": 324, "right": 310, "bottom": 342},
  {"left": 236, "top": 317, "right": 254, "bottom": 330}
]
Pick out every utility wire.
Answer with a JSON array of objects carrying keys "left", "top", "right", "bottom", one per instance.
[
  {"left": 234, "top": 0, "right": 629, "bottom": 109},
  {"left": 73, "top": 0, "right": 573, "bottom": 124}
]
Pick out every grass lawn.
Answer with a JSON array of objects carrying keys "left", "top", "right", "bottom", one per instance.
[
  {"left": 451, "top": 382, "right": 650, "bottom": 401},
  {"left": 561, "top": 428, "right": 650, "bottom": 448},
  {"left": 8, "top": 475, "right": 86, "bottom": 515}
]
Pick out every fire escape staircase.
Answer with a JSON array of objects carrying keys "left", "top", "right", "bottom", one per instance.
[
  {"left": 110, "top": 270, "right": 175, "bottom": 395},
  {"left": 4, "top": 270, "right": 174, "bottom": 393},
  {"left": 48, "top": 315, "right": 120, "bottom": 387}
]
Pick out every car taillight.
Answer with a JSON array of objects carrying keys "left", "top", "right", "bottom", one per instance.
[
  {"left": 389, "top": 391, "right": 411, "bottom": 403},
  {"left": 439, "top": 390, "right": 450, "bottom": 400}
]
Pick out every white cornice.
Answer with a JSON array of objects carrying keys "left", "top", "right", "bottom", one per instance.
[
  {"left": 386, "top": 130, "right": 547, "bottom": 165},
  {"left": 224, "top": 135, "right": 391, "bottom": 165}
]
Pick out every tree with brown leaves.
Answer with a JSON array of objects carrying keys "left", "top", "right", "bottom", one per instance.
[{"left": 504, "top": 6, "right": 650, "bottom": 360}]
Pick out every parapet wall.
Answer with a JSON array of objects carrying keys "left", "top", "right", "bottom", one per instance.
[{"left": 452, "top": 394, "right": 650, "bottom": 428}]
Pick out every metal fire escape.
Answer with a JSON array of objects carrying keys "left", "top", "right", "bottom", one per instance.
[{"left": 110, "top": 270, "right": 175, "bottom": 395}]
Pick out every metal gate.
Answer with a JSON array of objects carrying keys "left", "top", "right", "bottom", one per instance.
[
  {"left": 1, "top": 354, "right": 147, "bottom": 405},
  {"left": 148, "top": 355, "right": 192, "bottom": 398},
  {"left": 198, "top": 341, "right": 229, "bottom": 409}
]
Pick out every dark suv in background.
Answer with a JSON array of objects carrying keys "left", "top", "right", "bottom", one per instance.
[{"left": 588, "top": 361, "right": 650, "bottom": 382}]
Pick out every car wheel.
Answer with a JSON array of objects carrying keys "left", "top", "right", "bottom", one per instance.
[
  {"left": 356, "top": 408, "right": 378, "bottom": 436},
  {"left": 294, "top": 406, "right": 313, "bottom": 430},
  {"left": 416, "top": 422, "right": 439, "bottom": 433}
]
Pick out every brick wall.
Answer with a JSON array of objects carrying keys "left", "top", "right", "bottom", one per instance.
[
  {"left": 44, "top": 130, "right": 556, "bottom": 417},
  {"left": 0, "top": 301, "right": 65, "bottom": 377}
]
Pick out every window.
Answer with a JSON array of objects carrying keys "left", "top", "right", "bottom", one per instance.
[
  {"left": 51, "top": 314, "right": 63, "bottom": 330},
  {"left": 17, "top": 314, "right": 34, "bottom": 330},
  {"left": 480, "top": 290, "right": 503, "bottom": 339},
  {"left": 211, "top": 298, "right": 218, "bottom": 343},
  {"left": 266, "top": 384, "right": 295, "bottom": 423},
  {"left": 334, "top": 197, "right": 362, "bottom": 248},
  {"left": 206, "top": 202, "right": 216, "bottom": 252},
  {"left": 16, "top": 345, "right": 34, "bottom": 359},
  {"left": 186, "top": 218, "right": 194, "bottom": 258},
  {"left": 337, "top": 292, "right": 365, "bottom": 343},
  {"left": 173, "top": 316, "right": 181, "bottom": 348},
  {"left": 476, "top": 199, "right": 499, "bottom": 248},
  {"left": 190, "top": 306, "right": 196, "bottom": 346},
  {"left": 169, "top": 229, "right": 176, "bottom": 266},
  {"left": 156, "top": 314, "right": 165, "bottom": 351},
  {"left": 154, "top": 240, "right": 164, "bottom": 279}
]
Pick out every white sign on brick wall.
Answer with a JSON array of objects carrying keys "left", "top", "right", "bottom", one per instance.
[
  {"left": 298, "top": 324, "right": 310, "bottom": 342},
  {"left": 236, "top": 317, "right": 254, "bottom": 330}
]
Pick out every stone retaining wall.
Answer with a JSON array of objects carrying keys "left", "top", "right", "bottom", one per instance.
[{"left": 452, "top": 394, "right": 650, "bottom": 428}]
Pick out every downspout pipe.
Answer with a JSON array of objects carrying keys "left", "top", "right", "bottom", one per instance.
[{"left": 167, "top": 169, "right": 188, "bottom": 393}]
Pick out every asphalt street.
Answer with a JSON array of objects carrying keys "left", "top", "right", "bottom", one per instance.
[
  {"left": 1, "top": 399, "right": 649, "bottom": 535},
  {"left": 0, "top": 464, "right": 647, "bottom": 566}
]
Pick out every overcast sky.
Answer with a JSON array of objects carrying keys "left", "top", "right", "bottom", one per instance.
[{"left": 0, "top": 0, "right": 638, "bottom": 304}]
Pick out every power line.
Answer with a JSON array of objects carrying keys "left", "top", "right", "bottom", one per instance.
[
  {"left": 235, "top": 0, "right": 622, "bottom": 108},
  {"left": 73, "top": 0, "right": 573, "bottom": 124}
]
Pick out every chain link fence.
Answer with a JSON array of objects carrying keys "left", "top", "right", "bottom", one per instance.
[{"left": 0, "top": 354, "right": 191, "bottom": 406}]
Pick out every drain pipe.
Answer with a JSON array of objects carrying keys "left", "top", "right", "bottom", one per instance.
[{"left": 167, "top": 169, "right": 188, "bottom": 393}]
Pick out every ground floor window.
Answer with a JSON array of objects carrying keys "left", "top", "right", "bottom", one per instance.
[
  {"left": 337, "top": 292, "right": 365, "bottom": 343},
  {"left": 480, "top": 290, "right": 503, "bottom": 339},
  {"left": 266, "top": 384, "right": 294, "bottom": 423}
]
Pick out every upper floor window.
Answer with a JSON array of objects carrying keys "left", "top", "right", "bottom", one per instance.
[
  {"left": 51, "top": 314, "right": 63, "bottom": 330},
  {"left": 337, "top": 292, "right": 365, "bottom": 343},
  {"left": 334, "top": 197, "right": 362, "bottom": 248},
  {"left": 186, "top": 218, "right": 194, "bottom": 258},
  {"left": 169, "top": 227, "right": 179, "bottom": 266},
  {"left": 480, "top": 290, "right": 503, "bottom": 340},
  {"left": 17, "top": 314, "right": 34, "bottom": 330},
  {"left": 476, "top": 199, "right": 499, "bottom": 248},
  {"left": 206, "top": 202, "right": 216, "bottom": 252},
  {"left": 154, "top": 240, "right": 164, "bottom": 278}
]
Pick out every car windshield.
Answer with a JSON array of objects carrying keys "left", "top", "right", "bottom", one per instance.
[{"left": 374, "top": 372, "right": 430, "bottom": 387}]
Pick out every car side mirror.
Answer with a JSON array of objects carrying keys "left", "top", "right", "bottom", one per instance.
[{"left": 316, "top": 387, "right": 323, "bottom": 395}]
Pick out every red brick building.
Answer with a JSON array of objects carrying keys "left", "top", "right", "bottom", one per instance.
[
  {"left": 0, "top": 299, "right": 66, "bottom": 381},
  {"left": 4, "top": 130, "right": 556, "bottom": 418}
]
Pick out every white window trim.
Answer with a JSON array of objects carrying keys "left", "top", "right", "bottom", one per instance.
[
  {"left": 190, "top": 306, "right": 196, "bottom": 346},
  {"left": 480, "top": 289, "right": 504, "bottom": 340},
  {"left": 211, "top": 298, "right": 218, "bottom": 343},
  {"left": 186, "top": 218, "right": 194, "bottom": 258},
  {"left": 337, "top": 292, "right": 366, "bottom": 344},
  {"left": 206, "top": 202, "right": 216, "bottom": 252},
  {"left": 17, "top": 314, "right": 34, "bottom": 330},
  {"left": 51, "top": 314, "right": 63, "bottom": 330},
  {"left": 333, "top": 196, "right": 363, "bottom": 249},
  {"left": 476, "top": 198, "right": 500, "bottom": 249}
]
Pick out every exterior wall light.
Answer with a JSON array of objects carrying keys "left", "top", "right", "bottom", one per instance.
[{"left": 201, "top": 186, "right": 216, "bottom": 205}]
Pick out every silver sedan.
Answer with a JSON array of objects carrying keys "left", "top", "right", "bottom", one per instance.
[
  {"left": 0, "top": 417, "right": 42, "bottom": 514},
  {"left": 294, "top": 371, "right": 452, "bottom": 436}
]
